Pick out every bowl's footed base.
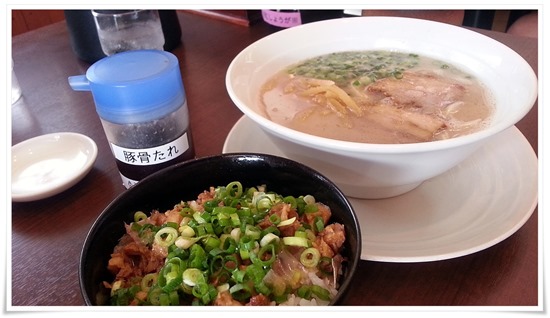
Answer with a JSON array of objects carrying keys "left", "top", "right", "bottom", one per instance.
[{"left": 341, "top": 181, "right": 423, "bottom": 200}]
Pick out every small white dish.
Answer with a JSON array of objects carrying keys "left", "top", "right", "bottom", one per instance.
[
  {"left": 12, "top": 132, "right": 98, "bottom": 202},
  {"left": 223, "top": 116, "right": 538, "bottom": 262}
]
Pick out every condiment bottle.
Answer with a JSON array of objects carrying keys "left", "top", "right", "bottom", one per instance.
[{"left": 68, "top": 50, "right": 195, "bottom": 188}]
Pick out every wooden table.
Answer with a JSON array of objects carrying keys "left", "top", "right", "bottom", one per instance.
[{"left": 10, "top": 11, "right": 539, "bottom": 308}]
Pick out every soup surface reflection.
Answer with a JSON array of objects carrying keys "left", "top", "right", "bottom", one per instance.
[{"left": 260, "top": 51, "right": 494, "bottom": 144}]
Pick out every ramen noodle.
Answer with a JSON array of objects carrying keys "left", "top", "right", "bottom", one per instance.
[{"left": 260, "top": 50, "right": 494, "bottom": 144}]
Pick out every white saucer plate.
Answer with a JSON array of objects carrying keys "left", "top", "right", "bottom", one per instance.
[
  {"left": 12, "top": 132, "right": 98, "bottom": 202},
  {"left": 223, "top": 116, "right": 538, "bottom": 262}
]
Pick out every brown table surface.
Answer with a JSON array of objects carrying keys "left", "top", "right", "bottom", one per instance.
[{"left": 10, "top": 11, "right": 539, "bottom": 308}]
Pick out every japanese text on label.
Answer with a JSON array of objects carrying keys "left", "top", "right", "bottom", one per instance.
[
  {"left": 110, "top": 132, "right": 189, "bottom": 166},
  {"left": 261, "top": 10, "right": 302, "bottom": 28}
]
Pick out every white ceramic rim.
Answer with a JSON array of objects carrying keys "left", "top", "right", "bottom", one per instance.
[{"left": 222, "top": 115, "right": 538, "bottom": 262}]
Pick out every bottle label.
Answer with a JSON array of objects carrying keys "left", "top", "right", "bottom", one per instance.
[
  {"left": 120, "top": 173, "right": 139, "bottom": 189},
  {"left": 110, "top": 132, "right": 190, "bottom": 166},
  {"left": 261, "top": 10, "right": 302, "bottom": 28}
]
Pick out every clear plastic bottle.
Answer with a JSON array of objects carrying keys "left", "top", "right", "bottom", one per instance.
[{"left": 69, "top": 50, "right": 195, "bottom": 188}]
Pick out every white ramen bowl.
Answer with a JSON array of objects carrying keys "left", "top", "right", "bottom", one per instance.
[{"left": 226, "top": 17, "right": 537, "bottom": 199}]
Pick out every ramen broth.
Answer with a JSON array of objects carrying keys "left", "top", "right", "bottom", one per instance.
[{"left": 260, "top": 50, "right": 494, "bottom": 144}]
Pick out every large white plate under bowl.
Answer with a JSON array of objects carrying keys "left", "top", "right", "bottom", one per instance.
[
  {"left": 12, "top": 132, "right": 98, "bottom": 202},
  {"left": 223, "top": 116, "right": 538, "bottom": 262}
]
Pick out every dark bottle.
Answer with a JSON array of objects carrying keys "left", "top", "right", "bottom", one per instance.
[
  {"left": 64, "top": 10, "right": 106, "bottom": 64},
  {"left": 158, "top": 10, "right": 182, "bottom": 51}
]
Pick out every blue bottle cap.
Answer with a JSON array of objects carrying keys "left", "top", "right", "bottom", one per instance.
[{"left": 68, "top": 50, "right": 185, "bottom": 124}]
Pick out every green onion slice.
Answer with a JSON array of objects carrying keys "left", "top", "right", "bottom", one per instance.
[
  {"left": 282, "top": 236, "right": 309, "bottom": 247},
  {"left": 300, "top": 247, "right": 321, "bottom": 268},
  {"left": 277, "top": 216, "right": 296, "bottom": 227},
  {"left": 154, "top": 227, "right": 178, "bottom": 247},
  {"left": 182, "top": 268, "right": 205, "bottom": 287},
  {"left": 134, "top": 211, "right": 147, "bottom": 222}
]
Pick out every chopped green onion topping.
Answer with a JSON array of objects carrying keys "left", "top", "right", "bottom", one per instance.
[
  {"left": 182, "top": 268, "right": 205, "bottom": 287},
  {"left": 314, "top": 216, "right": 325, "bottom": 232},
  {"left": 134, "top": 211, "right": 147, "bottom": 222},
  {"left": 300, "top": 247, "right": 321, "bottom": 268},
  {"left": 282, "top": 236, "right": 309, "bottom": 247},
  {"left": 277, "top": 216, "right": 296, "bottom": 227},
  {"left": 108, "top": 181, "right": 345, "bottom": 306},
  {"left": 260, "top": 232, "right": 280, "bottom": 247},
  {"left": 154, "top": 227, "right": 178, "bottom": 247}
]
